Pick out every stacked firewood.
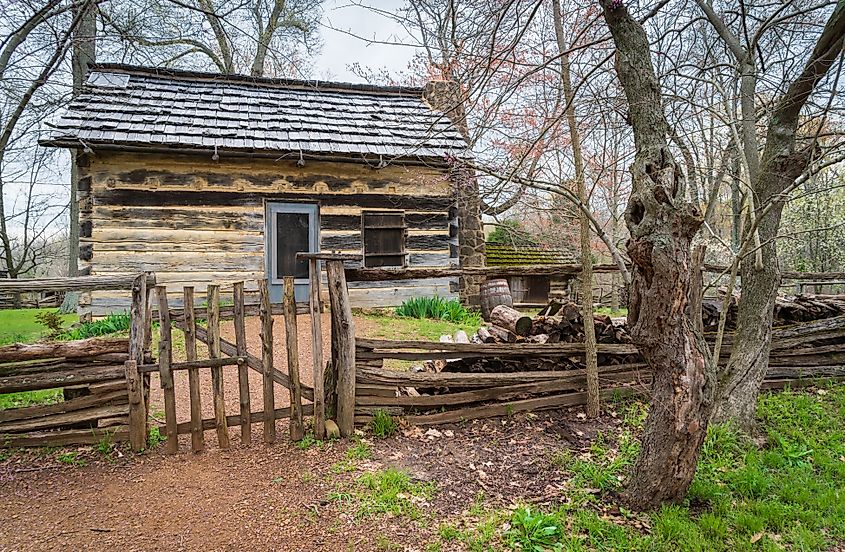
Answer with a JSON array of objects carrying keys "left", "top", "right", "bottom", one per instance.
[
  {"left": 474, "top": 301, "right": 631, "bottom": 345},
  {"left": 701, "top": 291, "right": 845, "bottom": 332}
]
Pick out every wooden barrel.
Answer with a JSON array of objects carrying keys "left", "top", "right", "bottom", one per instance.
[{"left": 480, "top": 278, "right": 513, "bottom": 320}]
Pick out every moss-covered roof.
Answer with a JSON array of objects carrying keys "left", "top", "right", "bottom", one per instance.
[{"left": 485, "top": 243, "right": 576, "bottom": 266}]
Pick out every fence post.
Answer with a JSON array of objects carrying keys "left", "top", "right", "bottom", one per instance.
[
  {"left": 308, "top": 257, "right": 326, "bottom": 439},
  {"left": 124, "top": 360, "right": 146, "bottom": 452},
  {"left": 156, "top": 285, "right": 178, "bottom": 454},
  {"left": 258, "top": 278, "right": 276, "bottom": 443},
  {"left": 283, "top": 276, "right": 305, "bottom": 441},
  {"left": 325, "top": 260, "right": 355, "bottom": 437},
  {"left": 207, "top": 284, "right": 230, "bottom": 450},
  {"left": 127, "top": 273, "right": 148, "bottom": 451},
  {"left": 183, "top": 286, "right": 204, "bottom": 453},
  {"left": 233, "top": 282, "right": 252, "bottom": 445}
]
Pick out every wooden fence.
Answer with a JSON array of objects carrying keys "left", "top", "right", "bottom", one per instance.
[
  {"left": 147, "top": 277, "right": 316, "bottom": 454},
  {"left": 0, "top": 274, "right": 155, "bottom": 447},
  {"left": 353, "top": 316, "right": 845, "bottom": 425}
]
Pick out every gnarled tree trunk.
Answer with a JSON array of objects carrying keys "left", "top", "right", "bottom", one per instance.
[{"left": 601, "top": 1, "right": 716, "bottom": 510}]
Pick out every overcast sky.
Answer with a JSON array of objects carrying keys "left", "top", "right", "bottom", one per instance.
[{"left": 314, "top": 0, "right": 417, "bottom": 82}]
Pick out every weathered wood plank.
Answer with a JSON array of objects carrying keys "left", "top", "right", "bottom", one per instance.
[
  {"left": 283, "top": 277, "right": 305, "bottom": 441},
  {"left": 0, "top": 338, "right": 128, "bottom": 364},
  {"left": 258, "top": 278, "right": 276, "bottom": 444},
  {"left": 233, "top": 281, "right": 251, "bottom": 446},
  {"left": 0, "top": 274, "right": 155, "bottom": 293},
  {"left": 1, "top": 427, "right": 129, "bottom": 447},
  {"left": 156, "top": 285, "right": 178, "bottom": 455},
  {"left": 0, "top": 365, "right": 126, "bottom": 394},
  {"left": 326, "top": 260, "right": 355, "bottom": 437},
  {"left": 124, "top": 360, "right": 146, "bottom": 452},
  {"left": 0, "top": 403, "right": 129, "bottom": 433},
  {"left": 182, "top": 286, "right": 203, "bottom": 453},
  {"left": 309, "top": 257, "right": 326, "bottom": 439},
  {"left": 0, "top": 389, "right": 127, "bottom": 423},
  {"left": 207, "top": 284, "right": 229, "bottom": 449},
  {"left": 172, "top": 403, "right": 316, "bottom": 435}
]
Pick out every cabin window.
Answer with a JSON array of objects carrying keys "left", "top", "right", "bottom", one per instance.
[{"left": 362, "top": 211, "right": 406, "bottom": 268}]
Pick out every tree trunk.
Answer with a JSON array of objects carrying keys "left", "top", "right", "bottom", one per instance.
[
  {"left": 601, "top": 1, "right": 716, "bottom": 510},
  {"left": 554, "top": 1, "right": 599, "bottom": 417}
]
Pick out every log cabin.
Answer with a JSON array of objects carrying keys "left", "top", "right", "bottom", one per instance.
[
  {"left": 485, "top": 243, "right": 575, "bottom": 306},
  {"left": 42, "top": 65, "right": 486, "bottom": 315}
]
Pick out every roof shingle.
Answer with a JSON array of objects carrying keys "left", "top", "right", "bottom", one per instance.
[{"left": 43, "top": 65, "right": 469, "bottom": 161}]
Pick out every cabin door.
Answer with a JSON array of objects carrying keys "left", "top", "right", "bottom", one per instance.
[{"left": 265, "top": 202, "right": 319, "bottom": 303}]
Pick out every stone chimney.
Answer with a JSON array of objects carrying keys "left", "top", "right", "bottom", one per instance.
[{"left": 423, "top": 80, "right": 485, "bottom": 306}]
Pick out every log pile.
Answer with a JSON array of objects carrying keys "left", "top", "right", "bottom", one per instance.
[
  {"left": 701, "top": 292, "right": 845, "bottom": 331},
  {"left": 478, "top": 302, "right": 631, "bottom": 345},
  {"left": 0, "top": 337, "right": 132, "bottom": 446}
]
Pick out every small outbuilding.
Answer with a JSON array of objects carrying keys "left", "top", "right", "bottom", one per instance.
[{"left": 42, "top": 65, "right": 486, "bottom": 315}]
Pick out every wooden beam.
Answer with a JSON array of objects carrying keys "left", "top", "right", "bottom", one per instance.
[
  {"left": 124, "top": 360, "right": 146, "bottom": 452},
  {"left": 258, "top": 278, "right": 276, "bottom": 444},
  {"left": 0, "top": 338, "right": 128, "bottom": 364},
  {"left": 207, "top": 284, "right": 229, "bottom": 450},
  {"left": 156, "top": 285, "right": 178, "bottom": 455},
  {"left": 233, "top": 281, "right": 251, "bottom": 446},
  {"left": 0, "top": 273, "right": 156, "bottom": 293}
]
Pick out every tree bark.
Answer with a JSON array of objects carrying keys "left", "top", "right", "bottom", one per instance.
[
  {"left": 712, "top": 2, "right": 845, "bottom": 428},
  {"left": 601, "top": 1, "right": 716, "bottom": 510}
]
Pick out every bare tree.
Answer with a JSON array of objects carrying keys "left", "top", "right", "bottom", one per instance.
[{"left": 600, "top": 0, "right": 716, "bottom": 509}]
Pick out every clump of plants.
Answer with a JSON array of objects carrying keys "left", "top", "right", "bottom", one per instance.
[
  {"left": 370, "top": 409, "right": 398, "bottom": 438},
  {"left": 63, "top": 312, "right": 131, "bottom": 340},
  {"left": 35, "top": 310, "right": 66, "bottom": 338},
  {"left": 395, "top": 296, "right": 481, "bottom": 325}
]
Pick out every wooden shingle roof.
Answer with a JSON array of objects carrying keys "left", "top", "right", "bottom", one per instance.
[
  {"left": 42, "top": 65, "right": 469, "bottom": 161},
  {"left": 485, "top": 243, "right": 577, "bottom": 266}
]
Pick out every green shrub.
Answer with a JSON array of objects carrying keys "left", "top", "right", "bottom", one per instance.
[
  {"left": 63, "top": 312, "right": 131, "bottom": 340},
  {"left": 370, "top": 409, "right": 398, "bottom": 438},
  {"left": 506, "top": 506, "right": 562, "bottom": 551},
  {"left": 395, "top": 296, "right": 480, "bottom": 325}
]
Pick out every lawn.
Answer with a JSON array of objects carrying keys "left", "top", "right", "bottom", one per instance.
[
  {"left": 0, "top": 308, "right": 78, "bottom": 346},
  {"left": 357, "top": 311, "right": 482, "bottom": 341}
]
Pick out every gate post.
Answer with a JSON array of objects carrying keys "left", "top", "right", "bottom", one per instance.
[{"left": 325, "top": 260, "right": 355, "bottom": 437}]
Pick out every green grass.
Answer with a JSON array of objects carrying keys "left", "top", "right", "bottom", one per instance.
[
  {"left": 0, "top": 389, "right": 64, "bottom": 410},
  {"left": 359, "top": 311, "right": 482, "bottom": 341},
  {"left": 427, "top": 385, "right": 845, "bottom": 552},
  {"left": 370, "top": 409, "right": 398, "bottom": 438},
  {"left": 328, "top": 467, "right": 435, "bottom": 521},
  {"left": 0, "top": 308, "right": 77, "bottom": 346},
  {"left": 395, "top": 296, "right": 482, "bottom": 325},
  {"left": 595, "top": 306, "right": 628, "bottom": 317}
]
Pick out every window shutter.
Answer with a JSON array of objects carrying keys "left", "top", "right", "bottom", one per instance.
[{"left": 362, "top": 211, "right": 406, "bottom": 268}]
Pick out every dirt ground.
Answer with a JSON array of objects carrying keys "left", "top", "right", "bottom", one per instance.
[
  {"left": 0, "top": 406, "right": 609, "bottom": 552},
  {"left": 0, "top": 313, "right": 609, "bottom": 551}
]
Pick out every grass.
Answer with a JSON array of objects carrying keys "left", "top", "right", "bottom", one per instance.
[
  {"left": 370, "top": 409, "right": 398, "bottom": 438},
  {"left": 328, "top": 467, "right": 435, "bottom": 521},
  {"left": 0, "top": 389, "right": 64, "bottom": 410},
  {"left": 359, "top": 310, "right": 482, "bottom": 341},
  {"left": 395, "top": 296, "right": 482, "bottom": 325},
  {"left": 595, "top": 306, "right": 628, "bottom": 317},
  {"left": 0, "top": 308, "right": 77, "bottom": 346},
  {"left": 426, "top": 385, "right": 845, "bottom": 552}
]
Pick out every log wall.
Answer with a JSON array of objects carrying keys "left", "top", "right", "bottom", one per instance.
[{"left": 79, "top": 151, "right": 458, "bottom": 315}]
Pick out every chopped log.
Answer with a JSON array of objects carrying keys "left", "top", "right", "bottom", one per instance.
[
  {"left": 207, "top": 284, "right": 230, "bottom": 450},
  {"left": 182, "top": 286, "right": 203, "bottom": 452},
  {"left": 233, "top": 281, "right": 251, "bottom": 446},
  {"left": 258, "top": 278, "right": 276, "bottom": 444},
  {"left": 283, "top": 276, "right": 305, "bottom": 441},
  {"left": 308, "top": 256, "right": 326, "bottom": 439},
  {"left": 490, "top": 305, "right": 533, "bottom": 336},
  {"left": 0, "top": 338, "right": 128, "bottom": 364},
  {"left": 476, "top": 327, "right": 494, "bottom": 343},
  {"left": 487, "top": 325, "right": 516, "bottom": 343},
  {"left": 0, "top": 354, "right": 130, "bottom": 377}
]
